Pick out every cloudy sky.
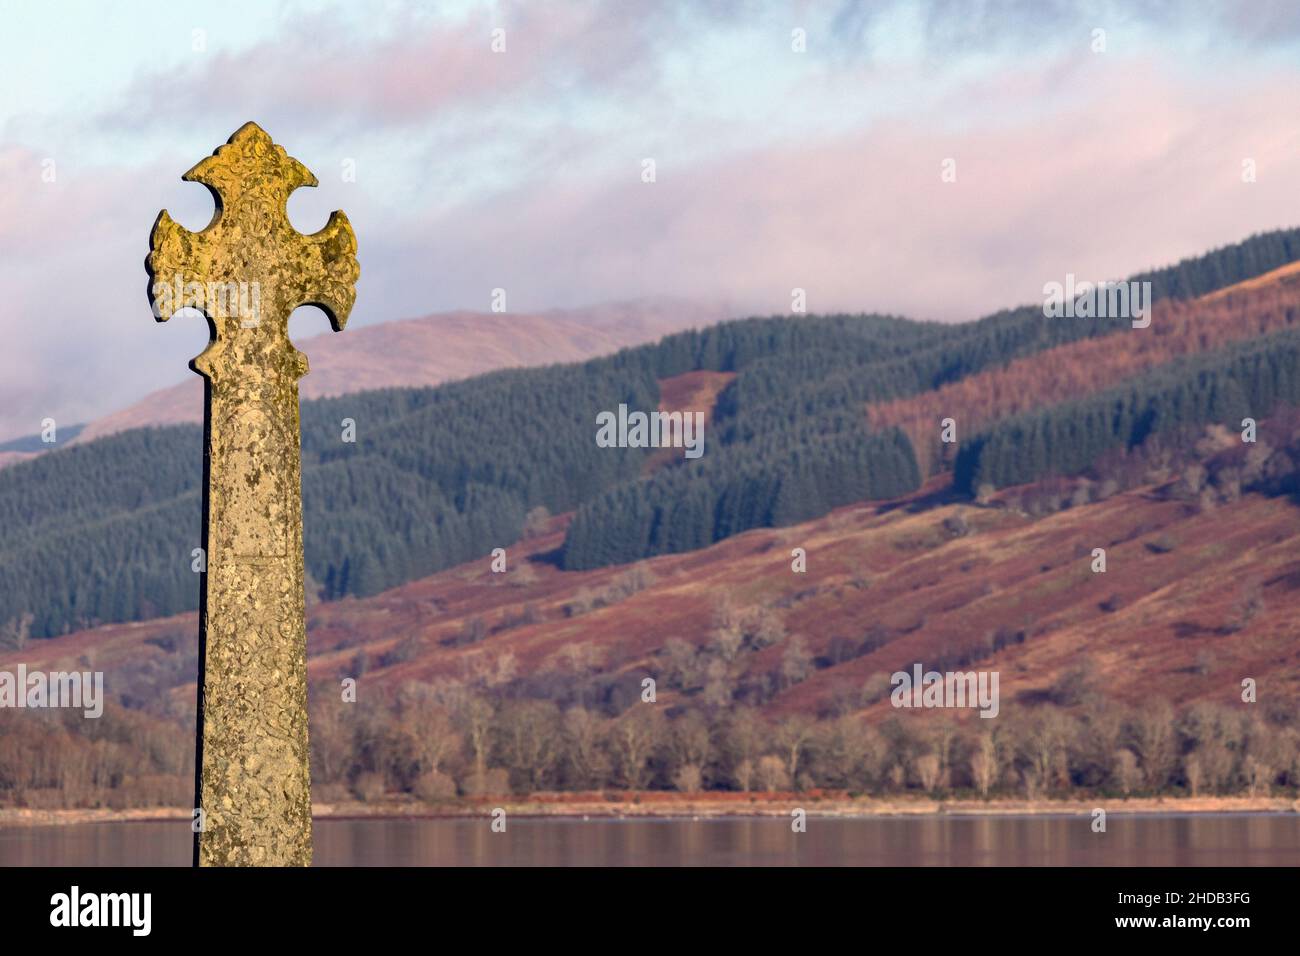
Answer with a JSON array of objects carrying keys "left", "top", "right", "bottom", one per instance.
[{"left": 1, "top": 0, "right": 1299, "bottom": 440}]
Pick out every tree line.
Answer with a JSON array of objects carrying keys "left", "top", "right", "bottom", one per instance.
[
  {"left": 872, "top": 284, "right": 1300, "bottom": 476},
  {"left": 954, "top": 326, "right": 1300, "bottom": 494},
  {"left": 562, "top": 425, "right": 920, "bottom": 568},
  {"left": 4, "top": 690, "right": 1295, "bottom": 808}
]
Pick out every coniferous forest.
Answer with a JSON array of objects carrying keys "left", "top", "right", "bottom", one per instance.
[{"left": 954, "top": 327, "right": 1300, "bottom": 493}]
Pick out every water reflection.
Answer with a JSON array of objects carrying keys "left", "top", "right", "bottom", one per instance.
[{"left": 2, "top": 814, "right": 1298, "bottom": 866}]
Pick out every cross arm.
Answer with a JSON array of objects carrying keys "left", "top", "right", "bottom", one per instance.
[
  {"left": 293, "top": 211, "right": 360, "bottom": 331},
  {"left": 147, "top": 210, "right": 213, "bottom": 322}
]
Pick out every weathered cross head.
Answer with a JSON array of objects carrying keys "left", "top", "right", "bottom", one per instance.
[{"left": 147, "top": 122, "right": 359, "bottom": 381}]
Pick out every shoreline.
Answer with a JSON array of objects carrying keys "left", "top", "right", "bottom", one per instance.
[{"left": 3, "top": 794, "right": 1298, "bottom": 828}]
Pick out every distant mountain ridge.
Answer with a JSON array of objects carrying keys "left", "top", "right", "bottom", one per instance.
[{"left": 70, "top": 298, "right": 734, "bottom": 446}]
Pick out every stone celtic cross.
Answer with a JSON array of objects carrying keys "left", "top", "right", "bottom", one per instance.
[{"left": 147, "top": 123, "right": 359, "bottom": 866}]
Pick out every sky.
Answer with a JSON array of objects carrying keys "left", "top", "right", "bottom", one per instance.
[{"left": 1, "top": 0, "right": 1299, "bottom": 440}]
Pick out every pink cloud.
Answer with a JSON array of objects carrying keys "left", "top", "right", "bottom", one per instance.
[
  {"left": 102, "top": 1, "right": 680, "bottom": 135},
  {"left": 389, "top": 59, "right": 1300, "bottom": 321}
]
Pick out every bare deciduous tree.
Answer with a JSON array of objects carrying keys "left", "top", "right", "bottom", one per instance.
[
  {"left": 914, "top": 753, "right": 941, "bottom": 792},
  {"left": 611, "top": 708, "right": 660, "bottom": 790},
  {"left": 779, "top": 636, "right": 812, "bottom": 689},
  {"left": 756, "top": 754, "right": 790, "bottom": 792},
  {"left": 970, "top": 732, "right": 998, "bottom": 798},
  {"left": 1112, "top": 748, "right": 1139, "bottom": 796},
  {"left": 775, "top": 715, "right": 814, "bottom": 784}
]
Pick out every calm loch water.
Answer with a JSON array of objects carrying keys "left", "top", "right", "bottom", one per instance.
[{"left": 3, "top": 814, "right": 1299, "bottom": 866}]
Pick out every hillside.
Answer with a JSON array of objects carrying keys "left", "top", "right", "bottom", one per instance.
[
  {"left": 30, "top": 472, "right": 1291, "bottom": 716},
  {"left": 872, "top": 280, "right": 1300, "bottom": 475},
  {"left": 4, "top": 452, "right": 1297, "bottom": 807},
  {"left": 6, "top": 227, "right": 1300, "bottom": 642},
  {"left": 69, "top": 298, "right": 731, "bottom": 446},
  {"left": 1201, "top": 258, "right": 1300, "bottom": 301}
]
